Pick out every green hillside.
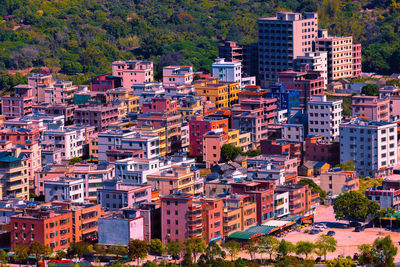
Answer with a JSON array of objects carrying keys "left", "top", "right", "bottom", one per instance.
[{"left": 0, "top": 0, "right": 399, "bottom": 79}]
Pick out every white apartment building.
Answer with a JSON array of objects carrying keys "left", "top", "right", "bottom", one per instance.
[
  {"left": 162, "top": 66, "right": 194, "bottom": 87},
  {"left": 274, "top": 191, "right": 290, "bottom": 218},
  {"left": 115, "top": 158, "right": 160, "bottom": 184},
  {"left": 308, "top": 95, "right": 342, "bottom": 141},
  {"left": 132, "top": 83, "right": 165, "bottom": 105},
  {"left": 98, "top": 129, "right": 159, "bottom": 162},
  {"left": 72, "top": 163, "right": 114, "bottom": 200},
  {"left": 212, "top": 58, "right": 242, "bottom": 84},
  {"left": 340, "top": 118, "right": 398, "bottom": 177},
  {"left": 295, "top": 51, "right": 328, "bottom": 88},
  {"left": 41, "top": 125, "right": 95, "bottom": 160},
  {"left": 44, "top": 178, "right": 85, "bottom": 203}
]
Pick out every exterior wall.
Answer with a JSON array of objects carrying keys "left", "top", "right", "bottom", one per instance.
[
  {"left": 320, "top": 171, "right": 359, "bottom": 196},
  {"left": 203, "top": 131, "right": 227, "bottom": 168},
  {"left": 44, "top": 179, "right": 85, "bottom": 203},
  {"left": 10, "top": 212, "right": 73, "bottom": 251},
  {"left": 315, "top": 33, "right": 354, "bottom": 82},
  {"left": 340, "top": 119, "right": 398, "bottom": 177},
  {"left": 282, "top": 124, "right": 305, "bottom": 142},
  {"left": 308, "top": 95, "right": 342, "bottom": 141},
  {"left": 274, "top": 191, "right": 290, "bottom": 218},
  {"left": 90, "top": 74, "right": 121, "bottom": 92},
  {"left": 189, "top": 117, "right": 229, "bottom": 158},
  {"left": 74, "top": 105, "right": 119, "bottom": 132},
  {"left": 202, "top": 198, "right": 223, "bottom": 243},
  {"left": 304, "top": 136, "right": 340, "bottom": 165},
  {"left": 112, "top": 60, "right": 153, "bottom": 89},
  {"left": 295, "top": 52, "right": 328, "bottom": 88},
  {"left": 258, "top": 12, "right": 318, "bottom": 84},
  {"left": 353, "top": 43, "right": 362, "bottom": 77},
  {"left": 212, "top": 58, "right": 242, "bottom": 85},
  {"left": 352, "top": 95, "right": 390, "bottom": 122},
  {"left": 98, "top": 218, "right": 130, "bottom": 245},
  {"left": 163, "top": 66, "right": 194, "bottom": 87},
  {"left": 97, "top": 185, "right": 151, "bottom": 210}
]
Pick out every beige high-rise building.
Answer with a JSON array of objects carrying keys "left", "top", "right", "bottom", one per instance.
[{"left": 315, "top": 29, "right": 354, "bottom": 82}]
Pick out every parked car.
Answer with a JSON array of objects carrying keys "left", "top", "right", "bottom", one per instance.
[
  {"left": 310, "top": 229, "right": 320, "bottom": 235},
  {"left": 327, "top": 230, "right": 335, "bottom": 236},
  {"left": 172, "top": 255, "right": 181, "bottom": 260},
  {"left": 155, "top": 256, "right": 164, "bottom": 261},
  {"left": 163, "top": 255, "right": 173, "bottom": 260}
]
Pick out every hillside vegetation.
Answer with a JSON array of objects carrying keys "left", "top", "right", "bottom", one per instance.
[{"left": 0, "top": 0, "right": 399, "bottom": 79}]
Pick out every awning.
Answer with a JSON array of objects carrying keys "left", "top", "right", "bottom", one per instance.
[
  {"left": 263, "top": 220, "right": 291, "bottom": 228},
  {"left": 227, "top": 225, "right": 277, "bottom": 240}
]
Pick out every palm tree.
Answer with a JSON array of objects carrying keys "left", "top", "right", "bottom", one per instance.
[{"left": 378, "top": 208, "right": 386, "bottom": 229}]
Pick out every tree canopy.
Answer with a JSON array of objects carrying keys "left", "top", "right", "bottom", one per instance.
[
  {"left": 361, "top": 84, "right": 380, "bottom": 96},
  {"left": 298, "top": 178, "right": 327, "bottom": 199},
  {"left": 333, "top": 191, "right": 379, "bottom": 223}
]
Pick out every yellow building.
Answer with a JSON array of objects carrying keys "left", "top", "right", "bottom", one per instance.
[
  {"left": 228, "top": 129, "right": 252, "bottom": 152},
  {"left": 107, "top": 87, "right": 140, "bottom": 113},
  {"left": 223, "top": 195, "right": 257, "bottom": 237},
  {"left": 178, "top": 98, "right": 204, "bottom": 121},
  {"left": 0, "top": 148, "right": 29, "bottom": 200},
  {"left": 147, "top": 165, "right": 196, "bottom": 195},
  {"left": 133, "top": 126, "right": 167, "bottom": 158},
  {"left": 195, "top": 78, "right": 239, "bottom": 109}
]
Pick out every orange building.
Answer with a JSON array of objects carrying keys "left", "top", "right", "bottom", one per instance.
[
  {"left": 202, "top": 198, "right": 223, "bottom": 243},
  {"left": 11, "top": 208, "right": 73, "bottom": 251}
]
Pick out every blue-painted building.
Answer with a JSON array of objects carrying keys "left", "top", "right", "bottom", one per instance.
[{"left": 266, "top": 83, "right": 300, "bottom": 111}]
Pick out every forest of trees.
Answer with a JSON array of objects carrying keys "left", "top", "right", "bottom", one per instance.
[{"left": 0, "top": 0, "right": 399, "bottom": 80}]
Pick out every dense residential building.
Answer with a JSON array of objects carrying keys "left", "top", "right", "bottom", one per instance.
[
  {"left": 106, "top": 87, "right": 140, "bottom": 113},
  {"left": 266, "top": 83, "right": 300, "bottom": 111},
  {"left": 258, "top": 12, "right": 318, "bottom": 85},
  {"left": 44, "top": 178, "right": 85, "bottom": 203},
  {"left": 189, "top": 116, "right": 229, "bottom": 159},
  {"left": 162, "top": 66, "right": 194, "bottom": 87},
  {"left": 320, "top": 169, "right": 359, "bottom": 196},
  {"left": 147, "top": 165, "right": 201, "bottom": 196},
  {"left": 315, "top": 29, "right": 361, "bottom": 82},
  {"left": 260, "top": 139, "right": 302, "bottom": 164},
  {"left": 28, "top": 73, "right": 56, "bottom": 103},
  {"left": 202, "top": 129, "right": 228, "bottom": 168},
  {"left": 90, "top": 74, "right": 122, "bottom": 92},
  {"left": 1, "top": 85, "right": 34, "bottom": 119},
  {"left": 0, "top": 148, "right": 30, "bottom": 200},
  {"left": 142, "top": 96, "right": 177, "bottom": 115},
  {"left": 98, "top": 209, "right": 145, "bottom": 245},
  {"left": 295, "top": 52, "right": 328, "bottom": 87},
  {"left": 74, "top": 105, "right": 119, "bottom": 132},
  {"left": 32, "top": 104, "right": 76, "bottom": 125},
  {"left": 47, "top": 80, "right": 79, "bottom": 105},
  {"left": 278, "top": 69, "right": 324, "bottom": 108},
  {"left": 365, "top": 180, "right": 400, "bottom": 210},
  {"left": 218, "top": 41, "right": 243, "bottom": 62},
  {"left": 340, "top": 118, "right": 398, "bottom": 177},
  {"left": 352, "top": 95, "right": 390, "bottom": 122},
  {"left": 194, "top": 78, "right": 240, "bottom": 108},
  {"left": 307, "top": 95, "right": 342, "bottom": 141},
  {"left": 112, "top": 60, "right": 154, "bottom": 89},
  {"left": 97, "top": 181, "right": 151, "bottom": 211},
  {"left": 10, "top": 207, "right": 73, "bottom": 251},
  {"left": 212, "top": 58, "right": 242, "bottom": 85},
  {"left": 304, "top": 136, "right": 340, "bottom": 165}
]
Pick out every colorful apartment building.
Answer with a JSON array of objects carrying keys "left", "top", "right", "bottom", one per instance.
[
  {"left": 32, "top": 104, "right": 76, "bottom": 125},
  {"left": 163, "top": 66, "right": 194, "bottom": 87},
  {"left": 90, "top": 74, "right": 122, "bottom": 92},
  {"left": 74, "top": 104, "right": 119, "bottom": 132},
  {"left": 137, "top": 112, "right": 182, "bottom": 155},
  {"left": 147, "top": 165, "right": 200, "bottom": 195},
  {"left": 106, "top": 87, "right": 140, "bottom": 113},
  {"left": 320, "top": 169, "right": 359, "bottom": 196},
  {"left": 304, "top": 136, "right": 340, "bottom": 165},
  {"left": 46, "top": 80, "right": 79, "bottom": 105},
  {"left": 227, "top": 129, "right": 252, "bottom": 152},
  {"left": 28, "top": 73, "right": 56, "bottom": 103},
  {"left": 10, "top": 208, "right": 73, "bottom": 251},
  {"left": 278, "top": 69, "right": 324, "bottom": 108},
  {"left": 218, "top": 41, "right": 243, "bottom": 62},
  {"left": 142, "top": 96, "right": 177, "bottom": 115},
  {"left": 203, "top": 129, "right": 228, "bottom": 168},
  {"left": 212, "top": 58, "right": 242, "bottom": 85},
  {"left": 308, "top": 94, "right": 343, "bottom": 141},
  {"left": 1, "top": 85, "right": 34, "bottom": 119},
  {"left": 365, "top": 180, "right": 400, "bottom": 210},
  {"left": 231, "top": 180, "right": 276, "bottom": 224},
  {"left": 258, "top": 12, "right": 318, "bottom": 85},
  {"left": 44, "top": 178, "right": 85, "bottom": 203},
  {"left": 112, "top": 60, "right": 153, "bottom": 89},
  {"left": 260, "top": 139, "right": 302, "bottom": 164},
  {"left": 189, "top": 116, "right": 229, "bottom": 159},
  {"left": 0, "top": 148, "right": 30, "bottom": 200},
  {"left": 194, "top": 78, "right": 240, "bottom": 108},
  {"left": 352, "top": 95, "right": 390, "bottom": 122},
  {"left": 97, "top": 181, "right": 151, "bottom": 211},
  {"left": 223, "top": 194, "right": 257, "bottom": 237},
  {"left": 315, "top": 29, "right": 361, "bottom": 82}
]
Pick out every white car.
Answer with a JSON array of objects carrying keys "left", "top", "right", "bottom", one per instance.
[{"left": 163, "top": 255, "right": 173, "bottom": 260}]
